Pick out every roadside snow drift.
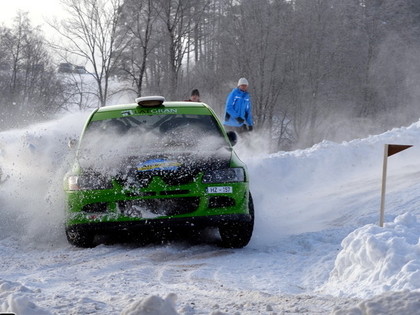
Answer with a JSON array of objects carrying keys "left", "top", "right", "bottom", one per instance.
[
  {"left": 323, "top": 212, "right": 420, "bottom": 298},
  {"left": 332, "top": 291, "right": 420, "bottom": 315},
  {"left": 121, "top": 294, "right": 178, "bottom": 315}
]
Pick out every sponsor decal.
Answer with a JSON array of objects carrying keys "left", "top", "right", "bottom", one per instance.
[
  {"left": 136, "top": 159, "right": 181, "bottom": 172},
  {"left": 137, "top": 108, "right": 178, "bottom": 115}
]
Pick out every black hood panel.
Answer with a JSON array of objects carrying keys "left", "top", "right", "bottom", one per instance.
[{"left": 115, "top": 150, "right": 231, "bottom": 188}]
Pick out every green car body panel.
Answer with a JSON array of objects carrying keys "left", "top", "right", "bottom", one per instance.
[{"left": 64, "top": 99, "right": 254, "bottom": 248}]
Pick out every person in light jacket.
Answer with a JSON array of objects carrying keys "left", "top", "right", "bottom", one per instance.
[{"left": 223, "top": 78, "right": 254, "bottom": 133}]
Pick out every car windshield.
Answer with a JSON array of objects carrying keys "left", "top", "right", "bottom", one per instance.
[{"left": 78, "top": 114, "right": 227, "bottom": 166}]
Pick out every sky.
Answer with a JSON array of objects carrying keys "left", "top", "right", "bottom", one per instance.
[
  {"left": 0, "top": 110, "right": 419, "bottom": 314},
  {"left": 1, "top": 0, "right": 65, "bottom": 29}
]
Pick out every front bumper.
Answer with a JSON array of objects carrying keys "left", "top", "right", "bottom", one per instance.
[
  {"left": 65, "top": 178, "right": 249, "bottom": 225},
  {"left": 65, "top": 213, "right": 252, "bottom": 235}
]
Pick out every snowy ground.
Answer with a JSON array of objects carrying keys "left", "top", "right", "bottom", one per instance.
[{"left": 0, "top": 112, "right": 420, "bottom": 314}]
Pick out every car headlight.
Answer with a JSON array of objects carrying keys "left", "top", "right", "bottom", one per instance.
[
  {"left": 67, "top": 171, "right": 112, "bottom": 190},
  {"left": 202, "top": 168, "right": 245, "bottom": 183}
]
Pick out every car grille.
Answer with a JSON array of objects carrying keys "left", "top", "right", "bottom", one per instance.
[
  {"left": 160, "top": 170, "right": 198, "bottom": 185},
  {"left": 118, "top": 197, "right": 200, "bottom": 217},
  {"left": 82, "top": 202, "right": 108, "bottom": 213},
  {"left": 208, "top": 196, "right": 236, "bottom": 208},
  {"left": 117, "top": 169, "right": 199, "bottom": 188}
]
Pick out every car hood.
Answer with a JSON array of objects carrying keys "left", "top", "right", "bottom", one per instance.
[{"left": 79, "top": 147, "right": 232, "bottom": 188}]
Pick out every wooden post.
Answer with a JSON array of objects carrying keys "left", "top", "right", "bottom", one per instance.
[
  {"left": 379, "top": 145, "right": 388, "bottom": 227},
  {"left": 379, "top": 144, "right": 412, "bottom": 227}
]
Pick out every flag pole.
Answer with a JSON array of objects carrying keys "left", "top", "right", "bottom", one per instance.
[
  {"left": 379, "top": 144, "right": 388, "bottom": 227},
  {"left": 379, "top": 144, "right": 412, "bottom": 227}
]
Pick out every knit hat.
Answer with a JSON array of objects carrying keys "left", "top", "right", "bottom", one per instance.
[{"left": 237, "top": 78, "right": 249, "bottom": 86}]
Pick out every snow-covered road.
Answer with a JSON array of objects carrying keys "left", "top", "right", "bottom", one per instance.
[
  {"left": 1, "top": 113, "right": 419, "bottom": 314},
  {"left": 1, "top": 237, "right": 360, "bottom": 314}
]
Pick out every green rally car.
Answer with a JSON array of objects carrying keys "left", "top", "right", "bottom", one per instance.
[{"left": 64, "top": 96, "right": 254, "bottom": 248}]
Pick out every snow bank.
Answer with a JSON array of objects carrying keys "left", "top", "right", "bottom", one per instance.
[
  {"left": 121, "top": 294, "right": 178, "bottom": 315},
  {"left": 245, "top": 120, "right": 420, "bottom": 244},
  {"left": 332, "top": 291, "right": 420, "bottom": 315},
  {"left": 0, "top": 280, "right": 51, "bottom": 315},
  {"left": 323, "top": 213, "right": 420, "bottom": 298}
]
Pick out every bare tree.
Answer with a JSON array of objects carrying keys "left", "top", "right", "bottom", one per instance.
[
  {"left": 357, "top": 0, "right": 416, "bottom": 118},
  {"left": 118, "top": 0, "right": 159, "bottom": 97},
  {"left": 0, "top": 12, "right": 65, "bottom": 129},
  {"left": 216, "top": 0, "right": 294, "bottom": 149},
  {"left": 17, "top": 0, "right": 416, "bottom": 150},
  {"left": 284, "top": 0, "right": 340, "bottom": 147},
  {"left": 153, "top": 0, "right": 210, "bottom": 99},
  {"left": 50, "top": 0, "right": 130, "bottom": 107}
]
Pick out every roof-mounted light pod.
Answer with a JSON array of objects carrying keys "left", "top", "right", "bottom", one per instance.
[{"left": 135, "top": 96, "right": 165, "bottom": 107}]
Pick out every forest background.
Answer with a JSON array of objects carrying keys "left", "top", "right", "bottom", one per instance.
[{"left": 1, "top": 0, "right": 420, "bottom": 151}]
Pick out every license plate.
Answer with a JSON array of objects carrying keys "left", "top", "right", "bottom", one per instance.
[{"left": 206, "top": 186, "right": 233, "bottom": 194}]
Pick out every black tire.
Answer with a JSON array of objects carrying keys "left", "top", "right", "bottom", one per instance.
[
  {"left": 219, "top": 193, "right": 255, "bottom": 248},
  {"left": 66, "top": 228, "right": 95, "bottom": 248}
]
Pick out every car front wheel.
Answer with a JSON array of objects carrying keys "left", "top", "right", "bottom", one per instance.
[
  {"left": 66, "top": 228, "right": 95, "bottom": 248},
  {"left": 218, "top": 193, "right": 254, "bottom": 248}
]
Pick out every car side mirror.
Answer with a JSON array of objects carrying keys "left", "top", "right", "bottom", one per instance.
[{"left": 226, "top": 131, "right": 238, "bottom": 146}]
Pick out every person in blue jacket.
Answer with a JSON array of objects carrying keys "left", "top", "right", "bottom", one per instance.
[{"left": 223, "top": 77, "right": 254, "bottom": 133}]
